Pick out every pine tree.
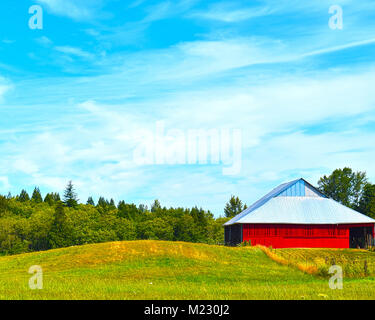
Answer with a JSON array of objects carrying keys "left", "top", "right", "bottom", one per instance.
[
  {"left": 31, "top": 187, "right": 43, "bottom": 203},
  {"left": 44, "top": 192, "right": 60, "bottom": 205},
  {"left": 44, "top": 193, "right": 54, "bottom": 205},
  {"left": 191, "top": 206, "right": 207, "bottom": 226},
  {"left": 52, "top": 193, "right": 61, "bottom": 202},
  {"left": 224, "top": 195, "right": 246, "bottom": 218},
  {"left": 0, "top": 195, "right": 8, "bottom": 211},
  {"left": 138, "top": 204, "right": 148, "bottom": 213},
  {"left": 97, "top": 197, "right": 107, "bottom": 208},
  {"left": 118, "top": 201, "right": 139, "bottom": 219},
  {"left": 151, "top": 199, "right": 161, "bottom": 213},
  {"left": 63, "top": 181, "right": 78, "bottom": 207},
  {"left": 18, "top": 189, "right": 30, "bottom": 202},
  {"left": 54, "top": 201, "right": 66, "bottom": 226},
  {"left": 109, "top": 198, "right": 116, "bottom": 209},
  {"left": 49, "top": 201, "right": 69, "bottom": 248},
  {"left": 87, "top": 196, "right": 95, "bottom": 206}
]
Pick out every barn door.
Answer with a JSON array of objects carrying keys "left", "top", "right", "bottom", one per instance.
[{"left": 349, "top": 227, "right": 373, "bottom": 249}]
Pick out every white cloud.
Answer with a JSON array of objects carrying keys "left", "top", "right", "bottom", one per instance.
[
  {"left": 3, "top": 8, "right": 375, "bottom": 213},
  {"left": 54, "top": 46, "right": 95, "bottom": 60},
  {"left": 36, "top": 36, "right": 53, "bottom": 46},
  {"left": 303, "top": 38, "right": 375, "bottom": 58},
  {"left": 6, "top": 63, "right": 375, "bottom": 213},
  {"left": 2, "top": 39, "right": 15, "bottom": 44},
  {"left": 188, "top": 0, "right": 341, "bottom": 23},
  {"left": 142, "top": 0, "right": 198, "bottom": 23},
  {"left": 0, "top": 86, "right": 9, "bottom": 101},
  {"left": 189, "top": 4, "right": 276, "bottom": 22},
  {"left": 13, "top": 159, "right": 39, "bottom": 175},
  {"left": 0, "top": 77, "right": 11, "bottom": 103},
  {"left": 36, "top": 0, "right": 103, "bottom": 20},
  {"left": 0, "top": 176, "right": 10, "bottom": 192}
]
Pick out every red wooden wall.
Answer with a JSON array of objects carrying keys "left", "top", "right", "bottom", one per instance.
[{"left": 242, "top": 223, "right": 374, "bottom": 248}]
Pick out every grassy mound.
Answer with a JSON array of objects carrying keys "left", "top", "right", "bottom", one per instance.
[{"left": 0, "top": 240, "right": 374, "bottom": 300}]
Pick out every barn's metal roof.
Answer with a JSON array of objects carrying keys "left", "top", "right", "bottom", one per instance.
[{"left": 224, "top": 178, "right": 375, "bottom": 226}]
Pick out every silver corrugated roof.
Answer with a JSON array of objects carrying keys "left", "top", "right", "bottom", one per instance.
[
  {"left": 224, "top": 179, "right": 375, "bottom": 226},
  {"left": 224, "top": 179, "right": 300, "bottom": 226}
]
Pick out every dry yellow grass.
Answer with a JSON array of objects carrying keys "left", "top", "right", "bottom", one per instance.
[
  {"left": 259, "top": 246, "right": 324, "bottom": 276},
  {"left": 258, "top": 246, "right": 375, "bottom": 278}
]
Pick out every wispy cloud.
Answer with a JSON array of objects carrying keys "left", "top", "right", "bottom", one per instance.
[
  {"left": 0, "top": 77, "right": 11, "bottom": 103},
  {"left": 303, "top": 38, "right": 375, "bottom": 57},
  {"left": 36, "top": 36, "right": 53, "bottom": 46},
  {"left": 1, "top": 0, "right": 375, "bottom": 214},
  {"left": 0, "top": 177, "right": 10, "bottom": 191},
  {"left": 189, "top": 3, "right": 277, "bottom": 22},
  {"left": 36, "top": 0, "right": 105, "bottom": 21},
  {"left": 2, "top": 39, "right": 15, "bottom": 44},
  {"left": 3, "top": 61, "right": 375, "bottom": 212},
  {"left": 54, "top": 46, "right": 95, "bottom": 60},
  {"left": 142, "top": 0, "right": 198, "bottom": 22}
]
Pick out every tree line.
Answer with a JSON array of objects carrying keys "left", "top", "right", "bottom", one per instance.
[
  {"left": 1, "top": 167, "right": 374, "bottom": 255},
  {"left": 0, "top": 181, "right": 227, "bottom": 255}
]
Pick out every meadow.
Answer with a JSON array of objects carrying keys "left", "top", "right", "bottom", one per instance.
[
  {"left": 0, "top": 240, "right": 374, "bottom": 300},
  {"left": 268, "top": 247, "right": 375, "bottom": 277}
]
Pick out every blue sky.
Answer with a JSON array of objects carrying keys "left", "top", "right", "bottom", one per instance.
[{"left": 1, "top": 0, "right": 375, "bottom": 215}]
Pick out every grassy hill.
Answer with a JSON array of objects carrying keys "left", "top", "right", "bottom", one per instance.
[{"left": 0, "top": 240, "right": 375, "bottom": 300}]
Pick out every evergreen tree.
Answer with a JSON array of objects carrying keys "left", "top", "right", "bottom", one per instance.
[
  {"left": 18, "top": 189, "right": 30, "bottom": 202},
  {"left": 87, "top": 196, "right": 95, "bottom": 206},
  {"left": 191, "top": 206, "right": 207, "bottom": 226},
  {"left": 224, "top": 195, "right": 246, "bottom": 218},
  {"left": 44, "top": 193, "right": 60, "bottom": 205},
  {"left": 118, "top": 200, "right": 125, "bottom": 209},
  {"left": 151, "top": 199, "right": 161, "bottom": 213},
  {"left": 63, "top": 181, "right": 78, "bottom": 208},
  {"left": 0, "top": 195, "right": 8, "bottom": 212},
  {"left": 31, "top": 187, "right": 43, "bottom": 203},
  {"left": 118, "top": 201, "right": 139, "bottom": 220},
  {"left": 49, "top": 201, "right": 69, "bottom": 248},
  {"left": 97, "top": 197, "right": 107, "bottom": 208},
  {"left": 138, "top": 204, "right": 148, "bottom": 213},
  {"left": 54, "top": 201, "right": 66, "bottom": 226},
  {"left": 44, "top": 193, "right": 54, "bottom": 205},
  {"left": 109, "top": 198, "right": 116, "bottom": 208}
]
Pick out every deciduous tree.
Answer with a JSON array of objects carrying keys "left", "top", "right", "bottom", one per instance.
[{"left": 318, "top": 168, "right": 367, "bottom": 208}]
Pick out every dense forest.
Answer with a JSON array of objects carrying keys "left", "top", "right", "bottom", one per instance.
[
  {"left": 0, "top": 167, "right": 374, "bottom": 256},
  {"left": 0, "top": 182, "right": 228, "bottom": 255}
]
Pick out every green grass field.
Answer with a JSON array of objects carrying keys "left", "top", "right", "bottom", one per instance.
[{"left": 0, "top": 240, "right": 375, "bottom": 300}]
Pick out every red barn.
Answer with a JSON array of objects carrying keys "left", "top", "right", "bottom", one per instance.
[{"left": 224, "top": 178, "right": 375, "bottom": 248}]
